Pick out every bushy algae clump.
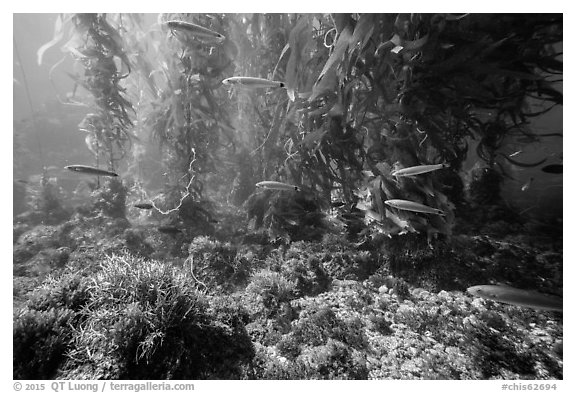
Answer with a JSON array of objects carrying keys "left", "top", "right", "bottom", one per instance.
[{"left": 14, "top": 253, "right": 254, "bottom": 379}]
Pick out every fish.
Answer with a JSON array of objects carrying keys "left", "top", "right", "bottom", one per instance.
[
  {"left": 164, "top": 20, "right": 225, "bottom": 43},
  {"left": 521, "top": 177, "right": 533, "bottom": 192},
  {"left": 509, "top": 150, "right": 522, "bottom": 157},
  {"left": 157, "top": 226, "right": 183, "bottom": 234},
  {"left": 391, "top": 163, "right": 449, "bottom": 177},
  {"left": 222, "top": 76, "right": 285, "bottom": 89},
  {"left": 385, "top": 199, "right": 445, "bottom": 216},
  {"left": 134, "top": 203, "right": 154, "bottom": 210},
  {"left": 541, "top": 164, "right": 562, "bottom": 174},
  {"left": 467, "top": 285, "right": 563, "bottom": 312},
  {"left": 65, "top": 165, "right": 119, "bottom": 177},
  {"left": 255, "top": 181, "right": 300, "bottom": 192}
]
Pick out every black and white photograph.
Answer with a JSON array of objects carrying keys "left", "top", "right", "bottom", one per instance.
[{"left": 10, "top": 8, "right": 564, "bottom": 386}]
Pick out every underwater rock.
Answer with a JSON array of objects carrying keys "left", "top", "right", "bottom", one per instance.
[
  {"left": 333, "top": 279, "right": 359, "bottom": 288},
  {"left": 437, "top": 290, "right": 451, "bottom": 300},
  {"left": 411, "top": 288, "right": 431, "bottom": 300},
  {"left": 13, "top": 225, "right": 63, "bottom": 267}
]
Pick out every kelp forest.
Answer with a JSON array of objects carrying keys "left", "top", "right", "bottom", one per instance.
[{"left": 13, "top": 13, "right": 563, "bottom": 380}]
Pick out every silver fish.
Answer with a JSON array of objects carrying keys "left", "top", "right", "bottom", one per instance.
[
  {"left": 391, "top": 163, "right": 449, "bottom": 177},
  {"left": 467, "top": 285, "right": 562, "bottom": 312},
  {"left": 65, "top": 165, "right": 118, "bottom": 177},
  {"left": 385, "top": 199, "right": 445, "bottom": 215},
  {"left": 256, "top": 181, "right": 300, "bottom": 192},
  {"left": 521, "top": 177, "right": 533, "bottom": 192},
  {"left": 164, "top": 20, "right": 225, "bottom": 43},
  {"left": 222, "top": 76, "right": 285, "bottom": 89}
]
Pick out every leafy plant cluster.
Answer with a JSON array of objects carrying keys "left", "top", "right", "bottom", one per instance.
[
  {"left": 40, "top": 14, "right": 138, "bottom": 171},
  {"left": 284, "top": 236, "right": 380, "bottom": 281},
  {"left": 134, "top": 14, "right": 241, "bottom": 214},
  {"left": 187, "top": 236, "right": 257, "bottom": 292},
  {"left": 244, "top": 269, "right": 297, "bottom": 320},
  {"left": 13, "top": 253, "right": 255, "bottom": 379},
  {"left": 242, "top": 13, "right": 561, "bottom": 239},
  {"left": 92, "top": 178, "right": 128, "bottom": 218},
  {"left": 14, "top": 307, "right": 77, "bottom": 379},
  {"left": 23, "top": 174, "right": 71, "bottom": 225},
  {"left": 250, "top": 304, "right": 370, "bottom": 380}
]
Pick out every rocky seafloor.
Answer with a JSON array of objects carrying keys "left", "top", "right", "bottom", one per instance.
[{"left": 13, "top": 212, "right": 562, "bottom": 380}]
